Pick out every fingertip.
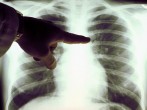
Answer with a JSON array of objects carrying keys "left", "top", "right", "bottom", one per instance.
[
  {"left": 62, "top": 31, "right": 91, "bottom": 44},
  {"left": 73, "top": 35, "right": 91, "bottom": 44},
  {"left": 81, "top": 37, "right": 91, "bottom": 43}
]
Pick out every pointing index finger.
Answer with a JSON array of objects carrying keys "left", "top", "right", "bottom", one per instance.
[{"left": 61, "top": 31, "right": 90, "bottom": 44}]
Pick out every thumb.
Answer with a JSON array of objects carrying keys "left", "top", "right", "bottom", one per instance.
[{"left": 40, "top": 50, "right": 57, "bottom": 70}]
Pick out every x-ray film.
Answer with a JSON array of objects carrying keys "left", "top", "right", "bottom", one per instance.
[{"left": 0, "top": 0, "right": 147, "bottom": 110}]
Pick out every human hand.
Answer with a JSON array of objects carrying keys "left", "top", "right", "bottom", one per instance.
[{"left": 16, "top": 17, "right": 90, "bottom": 69}]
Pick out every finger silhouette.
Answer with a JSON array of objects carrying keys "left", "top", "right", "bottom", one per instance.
[
  {"left": 50, "top": 30, "right": 91, "bottom": 44},
  {"left": 61, "top": 31, "right": 90, "bottom": 44}
]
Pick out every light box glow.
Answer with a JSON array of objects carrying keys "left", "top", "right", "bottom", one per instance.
[{"left": 2, "top": 0, "right": 147, "bottom": 110}]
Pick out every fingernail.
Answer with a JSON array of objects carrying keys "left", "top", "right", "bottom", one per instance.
[
  {"left": 41, "top": 53, "right": 57, "bottom": 69},
  {"left": 48, "top": 60, "right": 57, "bottom": 70}
]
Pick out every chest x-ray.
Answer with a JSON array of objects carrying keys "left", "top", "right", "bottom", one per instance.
[{"left": 1, "top": 0, "right": 147, "bottom": 110}]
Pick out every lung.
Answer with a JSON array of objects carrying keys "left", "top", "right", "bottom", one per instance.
[
  {"left": 40, "top": 14, "right": 68, "bottom": 30},
  {"left": 8, "top": 59, "right": 56, "bottom": 110},
  {"left": 88, "top": 11, "right": 142, "bottom": 110},
  {"left": 8, "top": 7, "right": 68, "bottom": 110}
]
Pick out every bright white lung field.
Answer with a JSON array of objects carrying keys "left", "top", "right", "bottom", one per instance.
[{"left": 2, "top": 0, "right": 147, "bottom": 110}]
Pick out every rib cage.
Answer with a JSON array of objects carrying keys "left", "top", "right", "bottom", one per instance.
[
  {"left": 8, "top": 8, "right": 67, "bottom": 110},
  {"left": 40, "top": 14, "right": 68, "bottom": 30},
  {"left": 5, "top": 1, "right": 146, "bottom": 110},
  {"left": 89, "top": 12, "right": 142, "bottom": 110},
  {"left": 8, "top": 60, "right": 56, "bottom": 110}
]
